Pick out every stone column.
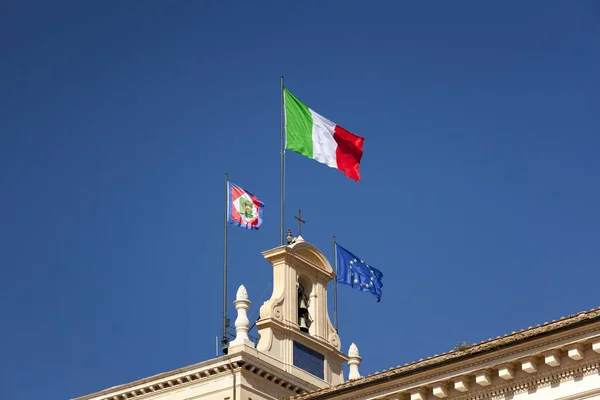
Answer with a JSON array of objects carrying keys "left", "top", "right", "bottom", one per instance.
[
  {"left": 230, "top": 285, "right": 254, "bottom": 348},
  {"left": 348, "top": 343, "right": 362, "bottom": 380}
]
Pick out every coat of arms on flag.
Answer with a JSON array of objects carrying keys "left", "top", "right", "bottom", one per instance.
[{"left": 227, "top": 182, "right": 265, "bottom": 230}]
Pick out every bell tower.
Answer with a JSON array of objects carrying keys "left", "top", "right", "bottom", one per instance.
[{"left": 256, "top": 236, "right": 347, "bottom": 386}]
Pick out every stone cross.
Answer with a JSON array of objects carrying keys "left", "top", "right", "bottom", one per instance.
[{"left": 294, "top": 209, "right": 306, "bottom": 236}]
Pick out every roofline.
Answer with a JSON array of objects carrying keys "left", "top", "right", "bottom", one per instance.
[
  {"left": 291, "top": 306, "right": 600, "bottom": 400},
  {"left": 72, "top": 354, "right": 239, "bottom": 400},
  {"left": 73, "top": 349, "right": 321, "bottom": 400}
]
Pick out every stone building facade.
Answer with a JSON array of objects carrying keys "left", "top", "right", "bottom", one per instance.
[{"left": 74, "top": 239, "right": 600, "bottom": 400}]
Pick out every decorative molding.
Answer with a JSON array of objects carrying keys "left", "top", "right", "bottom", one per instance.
[
  {"left": 521, "top": 357, "right": 538, "bottom": 374},
  {"left": 432, "top": 382, "right": 448, "bottom": 398},
  {"left": 409, "top": 388, "right": 426, "bottom": 400},
  {"left": 291, "top": 313, "right": 600, "bottom": 400},
  {"left": 475, "top": 370, "right": 492, "bottom": 386},
  {"left": 554, "top": 387, "right": 600, "bottom": 400},
  {"left": 497, "top": 364, "right": 514, "bottom": 380},
  {"left": 336, "top": 330, "right": 600, "bottom": 400},
  {"left": 330, "top": 330, "right": 341, "bottom": 350},
  {"left": 544, "top": 349, "right": 561, "bottom": 367},
  {"left": 412, "top": 329, "right": 600, "bottom": 389},
  {"left": 387, "top": 395, "right": 407, "bottom": 400},
  {"left": 567, "top": 344, "right": 584, "bottom": 360},
  {"left": 322, "top": 338, "right": 600, "bottom": 400},
  {"left": 274, "top": 306, "right": 283, "bottom": 321},
  {"left": 454, "top": 377, "right": 470, "bottom": 392},
  {"left": 452, "top": 356, "right": 600, "bottom": 400},
  {"left": 75, "top": 359, "right": 314, "bottom": 400}
]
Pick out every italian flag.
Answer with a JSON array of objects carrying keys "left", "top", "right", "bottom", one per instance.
[{"left": 284, "top": 88, "right": 365, "bottom": 182}]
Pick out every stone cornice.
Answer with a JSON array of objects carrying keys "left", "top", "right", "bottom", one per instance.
[
  {"left": 290, "top": 307, "right": 600, "bottom": 400},
  {"left": 72, "top": 357, "right": 244, "bottom": 400},
  {"left": 454, "top": 356, "right": 600, "bottom": 400},
  {"left": 374, "top": 325, "right": 600, "bottom": 394},
  {"left": 261, "top": 243, "right": 335, "bottom": 279},
  {"left": 328, "top": 340, "right": 600, "bottom": 400},
  {"left": 73, "top": 352, "right": 316, "bottom": 400}
]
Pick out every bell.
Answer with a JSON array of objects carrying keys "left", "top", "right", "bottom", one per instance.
[
  {"left": 298, "top": 284, "right": 310, "bottom": 311},
  {"left": 298, "top": 296, "right": 309, "bottom": 311},
  {"left": 298, "top": 313, "right": 310, "bottom": 333}
]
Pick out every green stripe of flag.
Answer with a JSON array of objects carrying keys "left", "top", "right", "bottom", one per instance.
[{"left": 284, "top": 88, "right": 313, "bottom": 158}]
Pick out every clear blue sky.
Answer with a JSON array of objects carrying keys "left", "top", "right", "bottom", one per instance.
[{"left": 1, "top": 1, "right": 599, "bottom": 399}]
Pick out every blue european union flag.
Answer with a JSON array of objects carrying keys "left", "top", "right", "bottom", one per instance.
[{"left": 335, "top": 243, "right": 383, "bottom": 302}]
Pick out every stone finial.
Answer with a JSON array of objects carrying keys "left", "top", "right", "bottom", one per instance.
[
  {"left": 229, "top": 284, "right": 254, "bottom": 349},
  {"left": 349, "top": 342, "right": 360, "bottom": 357},
  {"left": 236, "top": 284, "right": 248, "bottom": 300},
  {"left": 347, "top": 342, "right": 362, "bottom": 380}
]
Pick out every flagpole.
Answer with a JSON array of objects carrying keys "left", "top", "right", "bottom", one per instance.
[
  {"left": 280, "top": 76, "right": 285, "bottom": 246},
  {"left": 333, "top": 235, "right": 339, "bottom": 332},
  {"left": 223, "top": 172, "right": 229, "bottom": 352}
]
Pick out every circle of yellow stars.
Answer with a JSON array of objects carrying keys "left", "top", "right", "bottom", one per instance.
[{"left": 349, "top": 258, "right": 377, "bottom": 289}]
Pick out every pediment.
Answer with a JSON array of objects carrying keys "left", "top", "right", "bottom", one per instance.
[{"left": 290, "top": 241, "right": 333, "bottom": 274}]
